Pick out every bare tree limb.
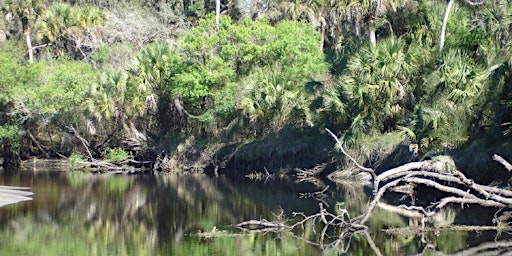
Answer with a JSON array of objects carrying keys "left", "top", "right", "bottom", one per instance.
[
  {"left": 68, "top": 125, "right": 93, "bottom": 160},
  {"left": 325, "top": 128, "right": 378, "bottom": 193},
  {"left": 325, "top": 128, "right": 374, "bottom": 173},
  {"left": 493, "top": 154, "right": 512, "bottom": 172},
  {"left": 25, "top": 129, "right": 49, "bottom": 158},
  {"left": 236, "top": 130, "right": 512, "bottom": 253}
]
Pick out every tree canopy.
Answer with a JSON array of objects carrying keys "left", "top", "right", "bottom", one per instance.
[{"left": 0, "top": 0, "right": 511, "bottom": 171}]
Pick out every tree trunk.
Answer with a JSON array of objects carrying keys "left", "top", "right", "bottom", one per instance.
[
  {"left": 25, "top": 32, "right": 34, "bottom": 63},
  {"left": 215, "top": 0, "right": 220, "bottom": 26},
  {"left": 369, "top": 16, "right": 377, "bottom": 46},
  {"left": 320, "top": 16, "right": 326, "bottom": 50},
  {"left": 22, "top": 14, "right": 34, "bottom": 63},
  {"left": 440, "top": 0, "right": 455, "bottom": 53}
]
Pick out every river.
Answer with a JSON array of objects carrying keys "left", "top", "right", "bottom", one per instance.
[{"left": 0, "top": 169, "right": 510, "bottom": 255}]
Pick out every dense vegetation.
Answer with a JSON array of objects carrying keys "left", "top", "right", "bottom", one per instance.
[{"left": 1, "top": 0, "right": 511, "bottom": 173}]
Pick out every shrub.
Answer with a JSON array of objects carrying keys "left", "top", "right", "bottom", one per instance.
[{"left": 102, "top": 147, "right": 131, "bottom": 164}]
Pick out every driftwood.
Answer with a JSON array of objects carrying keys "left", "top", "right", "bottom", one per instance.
[
  {"left": 324, "top": 128, "right": 512, "bottom": 227},
  {"left": 236, "top": 129, "right": 512, "bottom": 253},
  {"left": 493, "top": 154, "right": 512, "bottom": 172},
  {"left": 67, "top": 125, "right": 145, "bottom": 173},
  {"left": 235, "top": 219, "right": 285, "bottom": 232},
  {"left": 412, "top": 239, "right": 512, "bottom": 256},
  {"left": 0, "top": 185, "right": 33, "bottom": 207}
]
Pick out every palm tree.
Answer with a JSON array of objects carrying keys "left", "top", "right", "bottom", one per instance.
[
  {"left": 37, "top": 3, "right": 75, "bottom": 42},
  {"left": 335, "top": 36, "right": 422, "bottom": 138},
  {"left": 238, "top": 65, "right": 314, "bottom": 134},
  {"left": 37, "top": 3, "right": 105, "bottom": 59},
  {"left": 2, "top": 0, "right": 45, "bottom": 62},
  {"left": 132, "top": 43, "right": 175, "bottom": 94}
]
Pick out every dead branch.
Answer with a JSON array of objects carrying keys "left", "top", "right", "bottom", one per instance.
[
  {"left": 325, "top": 129, "right": 375, "bottom": 173},
  {"left": 68, "top": 125, "right": 93, "bottom": 160},
  {"left": 235, "top": 130, "right": 512, "bottom": 253},
  {"left": 493, "top": 154, "right": 512, "bottom": 172},
  {"left": 325, "top": 128, "right": 378, "bottom": 193},
  {"left": 25, "top": 129, "right": 49, "bottom": 158},
  {"left": 234, "top": 219, "right": 285, "bottom": 231},
  {"left": 324, "top": 128, "right": 512, "bottom": 226},
  {"left": 377, "top": 202, "right": 424, "bottom": 219}
]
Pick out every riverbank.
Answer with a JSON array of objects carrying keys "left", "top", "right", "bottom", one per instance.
[{"left": 7, "top": 125, "right": 510, "bottom": 188}]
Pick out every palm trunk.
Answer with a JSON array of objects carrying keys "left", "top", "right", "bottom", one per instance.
[
  {"left": 22, "top": 16, "right": 34, "bottom": 63},
  {"left": 440, "top": 0, "right": 455, "bottom": 53},
  {"left": 369, "top": 17, "right": 376, "bottom": 47},
  {"left": 320, "top": 16, "right": 326, "bottom": 50},
  {"left": 215, "top": 0, "right": 220, "bottom": 26},
  {"left": 25, "top": 31, "right": 34, "bottom": 63}
]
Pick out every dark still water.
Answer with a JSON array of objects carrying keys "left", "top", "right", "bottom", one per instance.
[{"left": 0, "top": 169, "right": 511, "bottom": 255}]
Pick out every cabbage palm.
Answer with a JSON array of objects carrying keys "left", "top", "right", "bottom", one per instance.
[
  {"left": 86, "top": 70, "right": 128, "bottom": 122},
  {"left": 239, "top": 66, "right": 313, "bottom": 134},
  {"left": 132, "top": 43, "right": 175, "bottom": 94},
  {"left": 37, "top": 3, "right": 105, "bottom": 59},
  {"left": 37, "top": 3, "right": 76, "bottom": 43},
  {"left": 2, "top": 0, "right": 44, "bottom": 62},
  {"left": 340, "top": 36, "right": 422, "bottom": 137}
]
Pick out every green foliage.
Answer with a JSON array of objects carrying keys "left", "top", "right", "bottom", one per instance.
[
  {"left": 87, "top": 69, "right": 148, "bottom": 121},
  {"left": 238, "top": 65, "right": 316, "bottom": 134},
  {"left": 132, "top": 43, "right": 179, "bottom": 94},
  {"left": 177, "top": 16, "right": 326, "bottom": 110},
  {"left": 8, "top": 60, "right": 96, "bottom": 126},
  {"left": 37, "top": 3, "right": 106, "bottom": 43},
  {"left": 330, "top": 36, "right": 423, "bottom": 142},
  {"left": 0, "top": 124, "right": 20, "bottom": 150},
  {"left": 102, "top": 147, "right": 130, "bottom": 164},
  {"left": 69, "top": 152, "right": 87, "bottom": 168},
  {"left": 1, "top": 0, "right": 512, "bottom": 163}
]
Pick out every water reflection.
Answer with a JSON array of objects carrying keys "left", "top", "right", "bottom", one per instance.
[{"left": 0, "top": 169, "right": 510, "bottom": 255}]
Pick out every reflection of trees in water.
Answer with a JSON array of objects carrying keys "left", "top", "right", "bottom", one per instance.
[
  {"left": 0, "top": 172, "right": 156, "bottom": 254},
  {"left": 148, "top": 174, "right": 324, "bottom": 245},
  {"left": 1, "top": 171, "right": 334, "bottom": 254},
  {"left": 2, "top": 170, "right": 511, "bottom": 255}
]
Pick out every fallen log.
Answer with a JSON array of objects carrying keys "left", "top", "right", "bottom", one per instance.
[
  {"left": 235, "top": 130, "right": 512, "bottom": 253},
  {"left": 234, "top": 219, "right": 285, "bottom": 231}
]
